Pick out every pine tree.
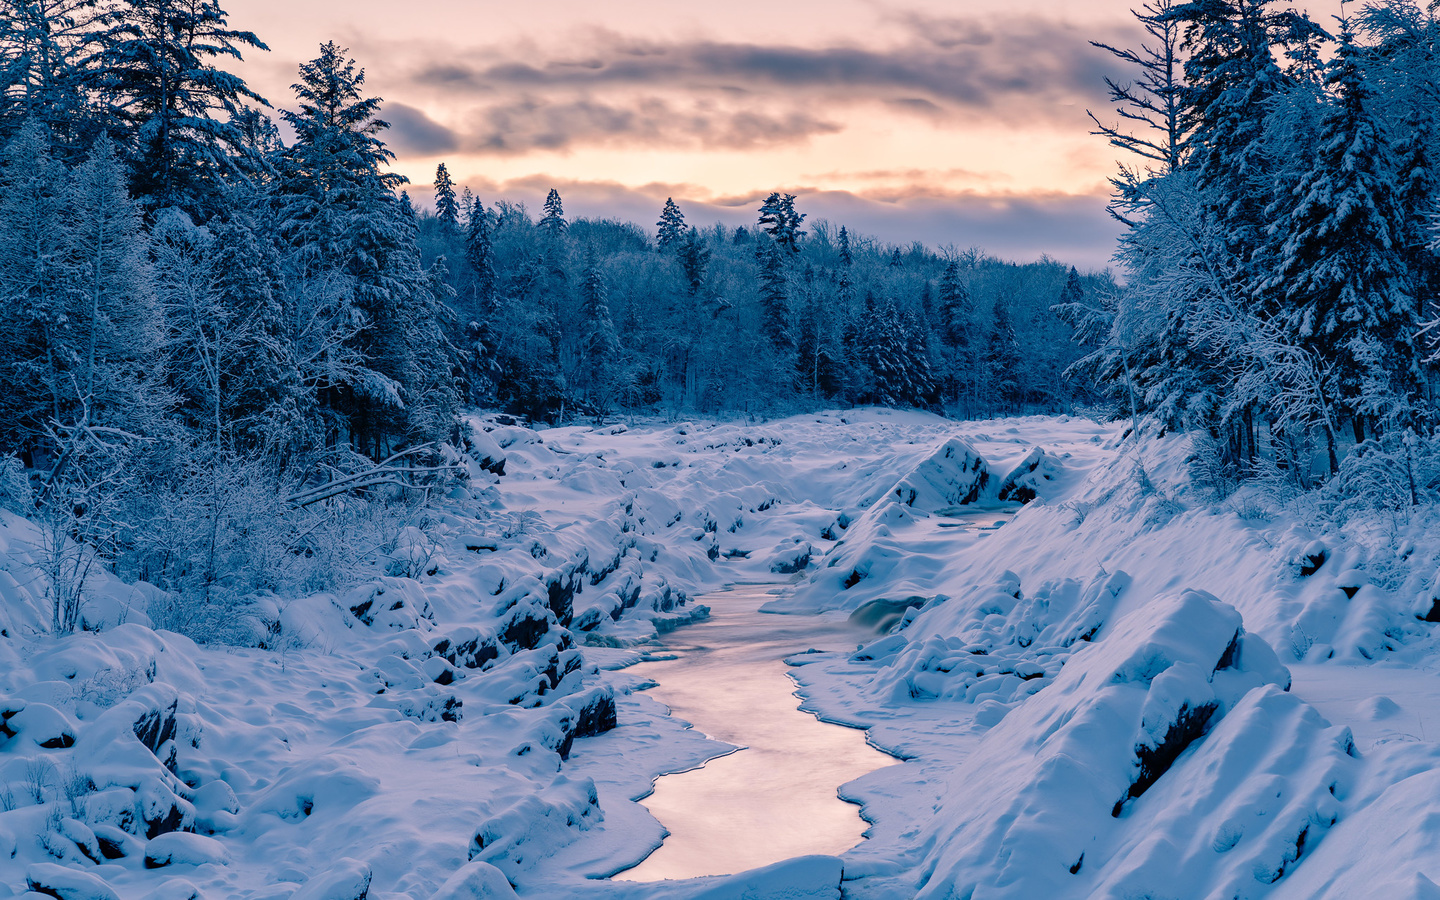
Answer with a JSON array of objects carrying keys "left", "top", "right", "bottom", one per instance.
[
  {"left": 756, "top": 240, "right": 793, "bottom": 353},
  {"left": 837, "top": 225, "right": 853, "bottom": 267},
  {"left": 434, "top": 162, "right": 459, "bottom": 231},
  {"left": 676, "top": 227, "right": 710, "bottom": 295},
  {"left": 578, "top": 244, "right": 620, "bottom": 414},
  {"left": 0, "top": 0, "right": 113, "bottom": 160},
  {"left": 98, "top": 0, "right": 269, "bottom": 214},
  {"left": 1261, "top": 23, "right": 1416, "bottom": 436},
  {"left": 0, "top": 122, "right": 68, "bottom": 453},
  {"left": 279, "top": 42, "right": 457, "bottom": 453},
  {"left": 60, "top": 136, "right": 166, "bottom": 431},
  {"left": 462, "top": 197, "right": 502, "bottom": 402},
  {"left": 889, "top": 248, "right": 903, "bottom": 268},
  {"left": 656, "top": 197, "right": 686, "bottom": 250},
  {"left": 985, "top": 296, "right": 1023, "bottom": 411},
  {"left": 758, "top": 192, "right": 805, "bottom": 253},
  {"left": 539, "top": 188, "right": 567, "bottom": 236}
]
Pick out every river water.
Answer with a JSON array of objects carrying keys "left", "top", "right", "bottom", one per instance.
[{"left": 614, "top": 583, "right": 896, "bottom": 882}]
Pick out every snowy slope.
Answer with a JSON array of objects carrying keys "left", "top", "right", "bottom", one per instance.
[{"left": 4, "top": 410, "right": 1440, "bottom": 899}]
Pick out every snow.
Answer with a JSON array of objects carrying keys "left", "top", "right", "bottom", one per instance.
[{"left": 4, "top": 409, "right": 1440, "bottom": 898}]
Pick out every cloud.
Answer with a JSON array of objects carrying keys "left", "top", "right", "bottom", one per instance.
[
  {"left": 462, "top": 96, "right": 842, "bottom": 155},
  {"left": 361, "top": 15, "right": 1141, "bottom": 155},
  {"left": 383, "top": 102, "right": 460, "bottom": 155}
]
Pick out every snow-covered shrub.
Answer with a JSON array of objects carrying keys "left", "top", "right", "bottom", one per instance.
[{"left": 0, "top": 455, "right": 31, "bottom": 514}]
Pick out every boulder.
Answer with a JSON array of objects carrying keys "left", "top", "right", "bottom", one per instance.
[{"left": 25, "top": 863, "right": 120, "bottom": 900}]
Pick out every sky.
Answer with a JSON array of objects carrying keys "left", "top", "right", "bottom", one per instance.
[{"left": 225, "top": 0, "right": 1336, "bottom": 271}]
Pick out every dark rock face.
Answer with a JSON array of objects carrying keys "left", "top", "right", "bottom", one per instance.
[
  {"left": 133, "top": 700, "right": 179, "bottom": 757},
  {"left": 545, "top": 564, "right": 585, "bottom": 628},
  {"left": 997, "top": 447, "right": 1058, "bottom": 504},
  {"left": 1113, "top": 701, "right": 1219, "bottom": 816},
  {"left": 500, "top": 602, "right": 553, "bottom": 652}
]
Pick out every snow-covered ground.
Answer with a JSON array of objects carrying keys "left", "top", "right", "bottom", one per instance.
[{"left": 3, "top": 409, "right": 1440, "bottom": 899}]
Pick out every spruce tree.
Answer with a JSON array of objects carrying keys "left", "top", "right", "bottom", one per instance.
[
  {"left": 578, "top": 245, "right": 620, "bottom": 414},
  {"left": 756, "top": 240, "right": 793, "bottom": 353},
  {"left": 0, "top": 122, "right": 67, "bottom": 453},
  {"left": 758, "top": 192, "right": 805, "bottom": 253},
  {"left": 677, "top": 227, "right": 710, "bottom": 295},
  {"left": 1261, "top": 23, "right": 1415, "bottom": 435},
  {"left": 98, "top": 0, "right": 269, "bottom": 214},
  {"left": 434, "top": 162, "right": 459, "bottom": 231},
  {"left": 539, "top": 188, "right": 567, "bottom": 236},
  {"left": 656, "top": 197, "right": 686, "bottom": 250}
]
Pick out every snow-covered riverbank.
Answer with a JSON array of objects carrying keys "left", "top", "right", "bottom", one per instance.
[{"left": 3, "top": 409, "right": 1440, "bottom": 899}]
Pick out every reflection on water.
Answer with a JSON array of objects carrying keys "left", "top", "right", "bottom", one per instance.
[{"left": 615, "top": 584, "right": 896, "bottom": 882}]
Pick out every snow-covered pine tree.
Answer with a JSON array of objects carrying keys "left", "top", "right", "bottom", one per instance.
[
  {"left": 837, "top": 225, "right": 853, "bottom": 267},
  {"left": 98, "top": 0, "right": 268, "bottom": 214},
  {"left": 756, "top": 239, "right": 793, "bottom": 354},
  {"left": 0, "top": 122, "right": 68, "bottom": 454},
  {"left": 59, "top": 135, "right": 166, "bottom": 433},
  {"left": 578, "top": 244, "right": 620, "bottom": 416},
  {"left": 539, "top": 188, "right": 567, "bottom": 236},
  {"left": 1260, "top": 23, "right": 1416, "bottom": 441},
  {"left": 279, "top": 42, "right": 459, "bottom": 453},
  {"left": 889, "top": 248, "right": 903, "bottom": 268},
  {"left": 935, "top": 259, "right": 975, "bottom": 406},
  {"left": 758, "top": 192, "right": 805, "bottom": 253},
  {"left": 656, "top": 197, "right": 686, "bottom": 250},
  {"left": 434, "top": 162, "right": 459, "bottom": 232},
  {"left": 984, "top": 295, "right": 1023, "bottom": 411},
  {"left": 677, "top": 227, "right": 710, "bottom": 295},
  {"left": 0, "top": 0, "right": 112, "bottom": 160}
]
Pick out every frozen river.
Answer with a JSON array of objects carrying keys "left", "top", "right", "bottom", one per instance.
[{"left": 615, "top": 583, "right": 897, "bottom": 881}]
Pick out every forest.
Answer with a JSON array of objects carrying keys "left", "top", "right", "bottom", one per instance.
[
  {"left": 0, "top": 0, "right": 1105, "bottom": 632},
  {"left": 3, "top": 0, "right": 1440, "bottom": 634}
]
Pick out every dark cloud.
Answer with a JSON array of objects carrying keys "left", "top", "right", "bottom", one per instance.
[
  {"left": 362, "top": 15, "right": 1141, "bottom": 154},
  {"left": 382, "top": 102, "right": 460, "bottom": 155},
  {"left": 464, "top": 96, "right": 842, "bottom": 155}
]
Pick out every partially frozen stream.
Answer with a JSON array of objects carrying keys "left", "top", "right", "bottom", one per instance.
[{"left": 615, "top": 583, "right": 896, "bottom": 881}]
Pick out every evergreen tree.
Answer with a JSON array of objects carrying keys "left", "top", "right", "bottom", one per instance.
[
  {"left": 985, "top": 296, "right": 1023, "bottom": 410},
  {"left": 539, "top": 187, "right": 567, "bottom": 236},
  {"left": 578, "top": 244, "right": 620, "bottom": 414},
  {"left": 756, "top": 240, "right": 793, "bottom": 354},
  {"left": 837, "top": 225, "right": 853, "bottom": 267},
  {"left": 889, "top": 248, "right": 903, "bottom": 268},
  {"left": 758, "top": 192, "right": 805, "bottom": 253},
  {"left": 279, "top": 42, "right": 456, "bottom": 452},
  {"left": 676, "top": 227, "right": 710, "bottom": 295},
  {"left": 0, "top": 0, "right": 112, "bottom": 159},
  {"left": 98, "top": 0, "right": 269, "bottom": 214},
  {"left": 434, "top": 162, "right": 459, "bottom": 231},
  {"left": 0, "top": 122, "right": 68, "bottom": 453},
  {"left": 1261, "top": 23, "right": 1416, "bottom": 435},
  {"left": 656, "top": 197, "right": 686, "bottom": 250},
  {"left": 60, "top": 136, "right": 166, "bottom": 431}
]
